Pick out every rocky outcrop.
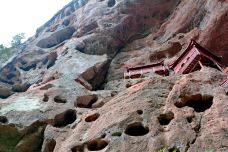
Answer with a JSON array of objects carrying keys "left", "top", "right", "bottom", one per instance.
[
  {"left": 0, "top": 0, "right": 227, "bottom": 152},
  {"left": 54, "top": 68, "right": 227, "bottom": 152}
]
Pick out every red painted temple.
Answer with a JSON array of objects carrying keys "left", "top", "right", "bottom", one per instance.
[
  {"left": 124, "top": 61, "right": 169, "bottom": 79},
  {"left": 169, "top": 39, "right": 225, "bottom": 74},
  {"left": 124, "top": 39, "right": 227, "bottom": 94}
]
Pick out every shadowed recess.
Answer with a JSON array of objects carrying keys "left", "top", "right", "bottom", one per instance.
[
  {"left": 175, "top": 94, "right": 213, "bottom": 112},
  {"left": 37, "top": 27, "right": 75, "bottom": 48},
  {"left": 136, "top": 110, "right": 143, "bottom": 115},
  {"left": 158, "top": 111, "right": 174, "bottom": 126},
  {"left": 86, "top": 139, "right": 109, "bottom": 151},
  {"left": 108, "top": 0, "right": 116, "bottom": 7},
  {"left": 124, "top": 122, "right": 149, "bottom": 136},
  {"left": 40, "top": 84, "right": 54, "bottom": 90},
  {"left": 43, "top": 139, "right": 56, "bottom": 152},
  {"left": 0, "top": 116, "right": 8, "bottom": 124},
  {"left": 169, "top": 147, "right": 180, "bottom": 152},
  {"left": 85, "top": 113, "right": 100, "bottom": 122},
  {"left": 46, "top": 52, "right": 58, "bottom": 69},
  {"left": 111, "top": 132, "right": 122, "bottom": 137},
  {"left": 53, "top": 109, "right": 76, "bottom": 127},
  {"left": 75, "top": 94, "right": 98, "bottom": 108},
  {"left": 71, "top": 145, "right": 84, "bottom": 152},
  {"left": 43, "top": 94, "right": 49, "bottom": 102},
  {"left": 54, "top": 95, "right": 67, "bottom": 103}
]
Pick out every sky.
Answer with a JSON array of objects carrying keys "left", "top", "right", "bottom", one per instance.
[{"left": 0, "top": 0, "right": 72, "bottom": 46}]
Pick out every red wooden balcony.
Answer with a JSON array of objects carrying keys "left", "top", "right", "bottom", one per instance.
[{"left": 124, "top": 61, "right": 169, "bottom": 79}]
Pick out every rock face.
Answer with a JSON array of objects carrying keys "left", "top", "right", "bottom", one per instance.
[{"left": 0, "top": 0, "right": 227, "bottom": 152}]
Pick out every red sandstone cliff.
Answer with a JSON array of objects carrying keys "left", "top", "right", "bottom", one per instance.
[{"left": 0, "top": 0, "right": 227, "bottom": 152}]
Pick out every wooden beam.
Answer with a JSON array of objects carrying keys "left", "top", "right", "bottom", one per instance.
[{"left": 198, "top": 61, "right": 204, "bottom": 69}]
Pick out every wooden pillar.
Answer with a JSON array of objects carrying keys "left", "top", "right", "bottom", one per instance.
[{"left": 198, "top": 61, "right": 204, "bottom": 69}]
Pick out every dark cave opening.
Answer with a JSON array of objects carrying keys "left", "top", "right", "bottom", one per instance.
[
  {"left": 85, "top": 113, "right": 100, "bottom": 122},
  {"left": 124, "top": 122, "right": 149, "bottom": 136},
  {"left": 158, "top": 111, "right": 174, "bottom": 126},
  {"left": 53, "top": 109, "right": 76, "bottom": 128},
  {"left": 108, "top": 0, "right": 116, "bottom": 7},
  {"left": 87, "top": 139, "right": 108, "bottom": 151},
  {"left": 175, "top": 94, "right": 213, "bottom": 112}
]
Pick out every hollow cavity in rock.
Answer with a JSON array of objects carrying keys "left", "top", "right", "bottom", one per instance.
[
  {"left": 175, "top": 94, "right": 213, "bottom": 112},
  {"left": 87, "top": 139, "right": 108, "bottom": 151},
  {"left": 85, "top": 113, "right": 100, "bottom": 122},
  {"left": 54, "top": 95, "right": 67, "bottom": 103},
  {"left": 158, "top": 111, "right": 174, "bottom": 126},
  {"left": 75, "top": 94, "right": 98, "bottom": 108},
  {"left": 125, "top": 122, "right": 149, "bottom": 136},
  {"left": 53, "top": 109, "right": 76, "bottom": 127}
]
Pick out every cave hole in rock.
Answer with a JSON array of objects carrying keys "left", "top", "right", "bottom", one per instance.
[
  {"left": 175, "top": 94, "right": 213, "bottom": 112},
  {"left": 36, "top": 26, "right": 75, "bottom": 48},
  {"left": 0, "top": 116, "right": 8, "bottom": 123},
  {"left": 85, "top": 113, "right": 100, "bottom": 122},
  {"left": 53, "top": 109, "right": 76, "bottom": 128},
  {"left": 43, "top": 94, "right": 49, "bottom": 102},
  {"left": 62, "top": 19, "right": 70, "bottom": 26},
  {"left": 54, "top": 95, "right": 67, "bottom": 103},
  {"left": 6, "top": 73, "right": 15, "bottom": 80},
  {"left": 12, "top": 83, "right": 31, "bottom": 92},
  {"left": 186, "top": 116, "right": 193, "bottom": 123},
  {"left": 158, "top": 111, "right": 174, "bottom": 126},
  {"left": 111, "top": 132, "right": 122, "bottom": 137},
  {"left": 86, "top": 139, "right": 108, "bottom": 151},
  {"left": 20, "top": 63, "right": 37, "bottom": 71},
  {"left": 46, "top": 52, "right": 58, "bottom": 69},
  {"left": 169, "top": 147, "right": 180, "bottom": 152},
  {"left": 71, "top": 145, "right": 84, "bottom": 152},
  {"left": 125, "top": 83, "right": 132, "bottom": 88},
  {"left": 75, "top": 94, "right": 98, "bottom": 108},
  {"left": 124, "top": 122, "right": 149, "bottom": 136},
  {"left": 101, "top": 133, "right": 106, "bottom": 138},
  {"left": 111, "top": 91, "right": 118, "bottom": 97},
  {"left": 43, "top": 139, "right": 56, "bottom": 152},
  {"left": 107, "top": 0, "right": 116, "bottom": 7},
  {"left": 40, "top": 84, "right": 54, "bottom": 90},
  {"left": 136, "top": 110, "right": 143, "bottom": 115}
]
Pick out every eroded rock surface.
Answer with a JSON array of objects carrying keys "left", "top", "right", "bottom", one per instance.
[{"left": 0, "top": 0, "right": 227, "bottom": 152}]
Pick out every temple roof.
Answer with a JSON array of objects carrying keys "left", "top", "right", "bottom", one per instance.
[{"left": 170, "top": 39, "right": 223, "bottom": 68}]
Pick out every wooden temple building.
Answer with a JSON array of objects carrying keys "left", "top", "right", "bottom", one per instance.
[
  {"left": 124, "top": 39, "right": 225, "bottom": 78},
  {"left": 124, "top": 39, "right": 227, "bottom": 94},
  {"left": 169, "top": 39, "right": 225, "bottom": 74}
]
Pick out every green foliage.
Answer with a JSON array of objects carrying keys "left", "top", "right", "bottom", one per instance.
[
  {"left": 0, "top": 125, "right": 21, "bottom": 152},
  {"left": 0, "top": 44, "right": 12, "bottom": 63},
  {"left": 10, "top": 32, "right": 25, "bottom": 47},
  {"left": 205, "top": 150, "right": 214, "bottom": 152},
  {"left": 157, "top": 149, "right": 166, "bottom": 152},
  {"left": 111, "top": 132, "right": 122, "bottom": 136},
  {"left": 172, "top": 149, "right": 177, "bottom": 152},
  {"left": 157, "top": 148, "right": 178, "bottom": 152}
]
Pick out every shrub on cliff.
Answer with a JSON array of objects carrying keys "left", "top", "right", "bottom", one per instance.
[
  {"left": 10, "top": 33, "right": 25, "bottom": 47},
  {"left": 0, "top": 44, "right": 12, "bottom": 63}
]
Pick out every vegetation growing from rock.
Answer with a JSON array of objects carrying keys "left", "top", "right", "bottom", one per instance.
[
  {"left": 0, "top": 125, "right": 21, "bottom": 152},
  {"left": 0, "top": 44, "right": 12, "bottom": 63},
  {"left": 10, "top": 33, "right": 25, "bottom": 47}
]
